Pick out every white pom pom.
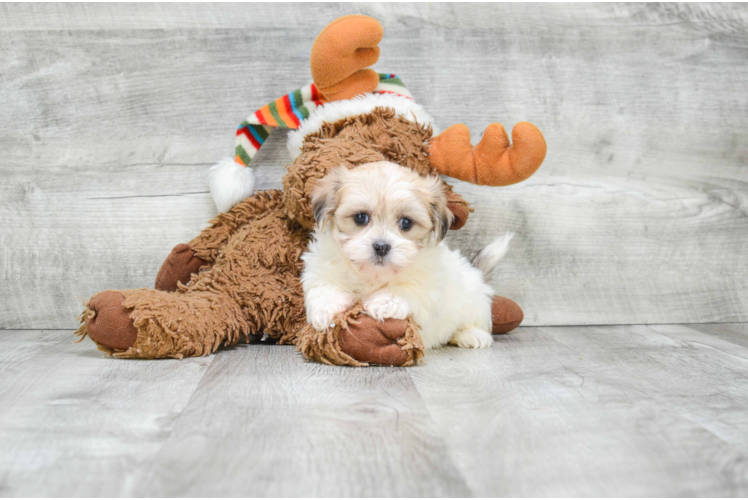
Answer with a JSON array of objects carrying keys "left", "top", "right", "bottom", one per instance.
[{"left": 208, "top": 158, "right": 255, "bottom": 213}]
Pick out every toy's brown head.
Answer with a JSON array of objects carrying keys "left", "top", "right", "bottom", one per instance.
[{"left": 281, "top": 106, "right": 436, "bottom": 231}]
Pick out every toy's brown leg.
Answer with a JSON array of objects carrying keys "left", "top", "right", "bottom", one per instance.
[
  {"left": 492, "top": 296, "right": 524, "bottom": 334},
  {"left": 154, "top": 190, "right": 284, "bottom": 291},
  {"left": 443, "top": 185, "right": 473, "bottom": 230},
  {"left": 77, "top": 193, "right": 299, "bottom": 359},
  {"left": 311, "top": 15, "right": 383, "bottom": 101},
  {"left": 82, "top": 291, "right": 139, "bottom": 351},
  {"left": 77, "top": 287, "right": 249, "bottom": 359},
  {"left": 297, "top": 304, "right": 424, "bottom": 367},
  {"left": 429, "top": 122, "right": 547, "bottom": 186}
]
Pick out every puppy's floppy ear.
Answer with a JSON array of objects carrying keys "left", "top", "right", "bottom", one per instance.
[
  {"left": 311, "top": 166, "right": 347, "bottom": 229},
  {"left": 421, "top": 176, "right": 453, "bottom": 243},
  {"left": 430, "top": 201, "right": 453, "bottom": 243}
]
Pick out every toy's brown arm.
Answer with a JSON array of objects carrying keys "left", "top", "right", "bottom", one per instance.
[
  {"left": 430, "top": 122, "right": 546, "bottom": 186},
  {"left": 442, "top": 183, "right": 473, "bottom": 230}
]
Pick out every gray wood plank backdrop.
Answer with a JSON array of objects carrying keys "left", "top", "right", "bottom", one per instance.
[{"left": 1, "top": 3, "right": 747, "bottom": 329}]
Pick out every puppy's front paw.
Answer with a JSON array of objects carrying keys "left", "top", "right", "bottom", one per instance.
[
  {"left": 307, "top": 289, "right": 354, "bottom": 331},
  {"left": 363, "top": 293, "right": 409, "bottom": 322},
  {"left": 309, "top": 308, "right": 341, "bottom": 331},
  {"left": 449, "top": 328, "right": 494, "bottom": 349}
]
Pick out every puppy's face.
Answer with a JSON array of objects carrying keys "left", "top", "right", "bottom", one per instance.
[{"left": 312, "top": 161, "right": 453, "bottom": 282}]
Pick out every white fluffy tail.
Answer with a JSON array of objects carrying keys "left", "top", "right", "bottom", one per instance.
[{"left": 472, "top": 232, "right": 514, "bottom": 276}]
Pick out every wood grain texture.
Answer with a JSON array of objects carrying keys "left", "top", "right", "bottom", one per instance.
[
  {"left": 134, "top": 344, "right": 470, "bottom": 497},
  {"left": 1, "top": 3, "right": 747, "bottom": 328},
  {"left": 0, "top": 330, "right": 214, "bottom": 497},
  {"left": 409, "top": 324, "right": 748, "bottom": 497},
  {"left": 2, "top": 324, "right": 748, "bottom": 496}
]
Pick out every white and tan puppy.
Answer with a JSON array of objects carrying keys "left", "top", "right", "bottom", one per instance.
[{"left": 301, "top": 161, "right": 512, "bottom": 350}]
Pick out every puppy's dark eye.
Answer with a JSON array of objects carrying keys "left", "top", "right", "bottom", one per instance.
[
  {"left": 399, "top": 217, "right": 414, "bottom": 231},
  {"left": 353, "top": 212, "right": 370, "bottom": 226}
]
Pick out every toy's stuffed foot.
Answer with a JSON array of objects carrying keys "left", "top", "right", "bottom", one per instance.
[
  {"left": 82, "top": 291, "right": 138, "bottom": 351},
  {"left": 491, "top": 296, "right": 524, "bottom": 334},
  {"left": 297, "top": 304, "right": 424, "bottom": 366},
  {"left": 311, "top": 15, "right": 383, "bottom": 101},
  {"left": 155, "top": 243, "right": 207, "bottom": 292}
]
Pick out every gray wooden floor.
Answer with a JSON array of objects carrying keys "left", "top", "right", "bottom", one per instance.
[{"left": 1, "top": 323, "right": 747, "bottom": 497}]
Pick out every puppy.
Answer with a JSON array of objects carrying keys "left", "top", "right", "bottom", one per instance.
[{"left": 301, "top": 161, "right": 513, "bottom": 350}]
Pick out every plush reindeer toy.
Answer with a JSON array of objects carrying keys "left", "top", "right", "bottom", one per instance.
[{"left": 77, "top": 15, "right": 546, "bottom": 366}]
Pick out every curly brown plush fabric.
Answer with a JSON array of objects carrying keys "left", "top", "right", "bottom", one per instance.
[{"left": 189, "top": 190, "right": 284, "bottom": 263}]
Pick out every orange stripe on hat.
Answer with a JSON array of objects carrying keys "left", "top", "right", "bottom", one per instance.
[{"left": 256, "top": 105, "right": 278, "bottom": 127}]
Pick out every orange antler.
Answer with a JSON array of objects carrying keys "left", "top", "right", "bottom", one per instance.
[
  {"left": 310, "top": 15, "right": 383, "bottom": 102},
  {"left": 429, "top": 122, "right": 547, "bottom": 186}
]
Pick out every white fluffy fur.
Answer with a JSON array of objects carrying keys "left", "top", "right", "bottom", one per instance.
[
  {"left": 301, "top": 162, "right": 511, "bottom": 350},
  {"left": 208, "top": 158, "right": 255, "bottom": 213},
  {"left": 303, "top": 231, "right": 505, "bottom": 349},
  {"left": 287, "top": 93, "right": 437, "bottom": 160}
]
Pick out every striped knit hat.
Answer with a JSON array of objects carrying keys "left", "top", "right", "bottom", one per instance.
[{"left": 209, "top": 73, "right": 413, "bottom": 213}]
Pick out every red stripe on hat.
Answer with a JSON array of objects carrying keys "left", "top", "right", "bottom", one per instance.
[
  {"left": 253, "top": 110, "right": 267, "bottom": 126},
  {"left": 255, "top": 106, "right": 277, "bottom": 127},
  {"left": 281, "top": 94, "right": 301, "bottom": 128},
  {"left": 374, "top": 90, "right": 413, "bottom": 99},
  {"left": 310, "top": 84, "right": 323, "bottom": 106},
  {"left": 237, "top": 127, "right": 262, "bottom": 150}
]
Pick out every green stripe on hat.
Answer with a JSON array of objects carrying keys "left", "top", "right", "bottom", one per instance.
[
  {"left": 268, "top": 102, "right": 285, "bottom": 128},
  {"left": 293, "top": 89, "right": 310, "bottom": 120},
  {"left": 235, "top": 145, "right": 252, "bottom": 166},
  {"left": 253, "top": 123, "right": 270, "bottom": 141}
]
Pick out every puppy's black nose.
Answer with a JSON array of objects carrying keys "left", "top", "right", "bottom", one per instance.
[{"left": 373, "top": 241, "right": 391, "bottom": 257}]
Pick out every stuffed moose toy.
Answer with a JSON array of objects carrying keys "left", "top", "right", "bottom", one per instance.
[{"left": 76, "top": 15, "right": 547, "bottom": 366}]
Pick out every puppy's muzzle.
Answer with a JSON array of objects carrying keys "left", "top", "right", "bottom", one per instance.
[{"left": 373, "top": 241, "right": 391, "bottom": 257}]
